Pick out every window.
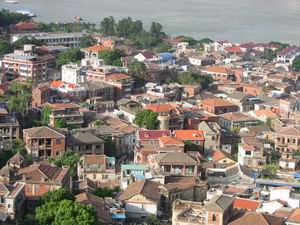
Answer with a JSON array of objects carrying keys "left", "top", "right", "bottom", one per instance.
[
  {"left": 93, "top": 174, "right": 96, "bottom": 179},
  {"left": 212, "top": 214, "right": 217, "bottom": 222},
  {"left": 56, "top": 139, "right": 61, "bottom": 144},
  {"left": 35, "top": 184, "right": 40, "bottom": 194}
]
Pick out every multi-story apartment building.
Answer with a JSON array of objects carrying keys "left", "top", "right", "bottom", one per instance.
[
  {"left": 23, "top": 126, "right": 65, "bottom": 158},
  {"left": 238, "top": 143, "right": 266, "bottom": 170},
  {"left": 2, "top": 47, "right": 48, "bottom": 80},
  {"left": 11, "top": 32, "right": 85, "bottom": 47},
  {"left": 78, "top": 155, "right": 116, "bottom": 185},
  {"left": 61, "top": 63, "right": 85, "bottom": 85},
  {"left": 48, "top": 103, "right": 84, "bottom": 128},
  {"left": 0, "top": 109, "right": 20, "bottom": 149},
  {"left": 201, "top": 65, "right": 235, "bottom": 81},
  {"left": 275, "top": 126, "right": 300, "bottom": 170}
]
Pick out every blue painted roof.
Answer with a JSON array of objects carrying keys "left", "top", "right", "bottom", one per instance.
[
  {"left": 159, "top": 52, "right": 173, "bottom": 61},
  {"left": 112, "top": 214, "right": 126, "bottom": 219}
]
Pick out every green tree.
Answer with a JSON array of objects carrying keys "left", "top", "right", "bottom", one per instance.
[
  {"left": 57, "top": 48, "right": 82, "bottom": 68},
  {"left": 198, "top": 38, "right": 214, "bottom": 45},
  {"left": 128, "top": 59, "right": 149, "bottom": 87},
  {"left": 0, "top": 39, "right": 13, "bottom": 55},
  {"left": 79, "top": 35, "right": 96, "bottom": 48},
  {"left": 263, "top": 48, "right": 277, "bottom": 61},
  {"left": 40, "top": 105, "right": 53, "bottom": 125},
  {"left": 265, "top": 117, "right": 272, "bottom": 128},
  {"left": 99, "top": 49, "right": 125, "bottom": 66},
  {"left": 293, "top": 150, "right": 300, "bottom": 158},
  {"left": 40, "top": 188, "right": 74, "bottom": 205},
  {"left": 0, "top": 139, "right": 27, "bottom": 168},
  {"left": 177, "top": 36, "right": 197, "bottom": 46},
  {"left": 54, "top": 118, "right": 67, "bottom": 128},
  {"left": 35, "top": 200, "right": 97, "bottom": 225},
  {"left": 100, "top": 16, "right": 116, "bottom": 36},
  {"left": 134, "top": 110, "right": 158, "bottom": 130},
  {"left": 49, "top": 150, "right": 80, "bottom": 178},
  {"left": 93, "top": 186, "right": 120, "bottom": 198},
  {"left": 292, "top": 56, "right": 300, "bottom": 71},
  {"left": 144, "top": 215, "right": 160, "bottom": 225},
  {"left": 154, "top": 41, "right": 171, "bottom": 53},
  {"left": 262, "top": 164, "right": 278, "bottom": 177},
  {"left": 20, "top": 214, "right": 37, "bottom": 225},
  {"left": 134, "top": 31, "right": 161, "bottom": 49},
  {"left": 184, "top": 141, "right": 199, "bottom": 152},
  {"left": 13, "top": 37, "right": 43, "bottom": 49},
  {"left": 116, "top": 17, "right": 143, "bottom": 38},
  {"left": 270, "top": 150, "right": 281, "bottom": 164},
  {"left": 177, "top": 72, "right": 214, "bottom": 88},
  {"left": 0, "top": 9, "right": 30, "bottom": 27},
  {"left": 102, "top": 136, "right": 116, "bottom": 157},
  {"left": 150, "top": 22, "right": 163, "bottom": 37},
  {"left": 94, "top": 119, "right": 104, "bottom": 127}
]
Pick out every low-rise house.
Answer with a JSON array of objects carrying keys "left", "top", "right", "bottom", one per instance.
[
  {"left": 257, "top": 200, "right": 286, "bottom": 214},
  {"left": 47, "top": 103, "right": 84, "bottom": 128},
  {"left": 0, "top": 109, "right": 20, "bottom": 149},
  {"left": 23, "top": 126, "right": 65, "bottom": 159},
  {"left": 219, "top": 112, "right": 260, "bottom": 131},
  {"left": 81, "top": 44, "right": 108, "bottom": 59},
  {"left": 67, "top": 131, "right": 105, "bottom": 155},
  {"left": 17, "top": 163, "right": 71, "bottom": 210},
  {"left": 118, "top": 179, "right": 161, "bottom": 219},
  {"left": 134, "top": 51, "right": 160, "bottom": 62},
  {"left": 121, "top": 164, "right": 148, "bottom": 189},
  {"left": 31, "top": 84, "right": 52, "bottom": 108},
  {"left": 243, "top": 84, "right": 264, "bottom": 96},
  {"left": 75, "top": 192, "right": 112, "bottom": 225},
  {"left": 61, "top": 63, "right": 85, "bottom": 85},
  {"left": 198, "top": 121, "right": 222, "bottom": 155},
  {"left": 226, "top": 91, "right": 261, "bottom": 112},
  {"left": 150, "top": 152, "right": 201, "bottom": 177},
  {"left": 0, "top": 182, "right": 25, "bottom": 222},
  {"left": 0, "top": 163, "right": 17, "bottom": 183},
  {"left": 251, "top": 109, "right": 277, "bottom": 122},
  {"left": 202, "top": 65, "right": 235, "bottom": 81},
  {"left": 238, "top": 143, "right": 266, "bottom": 170},
  {"left": 78, "top": 155, "right": 116, "bottom": 186},
  {"left": 144, "top": 103, "right": 184, "bottom": 130},
  {"left": 270, "top": 187, "right": 300, "bottom": 208},
  {"left": 173, "top": 130, "right": 205, "bottom": 151},
  {"left": 212, "top": 150, "right": 236, "bottom": 166},
  {"left": 200, "top": 98, "right": 239, "bottom": 115}
]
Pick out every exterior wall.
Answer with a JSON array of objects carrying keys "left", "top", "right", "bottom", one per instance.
[{"left": 125, "top": 194, "right": 158, "bottom": 217}]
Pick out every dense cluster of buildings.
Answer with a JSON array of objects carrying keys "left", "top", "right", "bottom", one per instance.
[{"left": 0, "top": 20, "right": 300, "bottom": 225}]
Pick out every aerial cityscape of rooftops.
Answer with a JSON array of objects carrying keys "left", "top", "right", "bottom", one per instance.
[{"left": 0, "top": 6, "right": 300, "bottom": 225}]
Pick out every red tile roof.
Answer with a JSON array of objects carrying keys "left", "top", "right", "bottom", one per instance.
[
  {"left": 225, "top": 46, "right": 244, "bottom": 54},
  {"left": 234, "top": 198, "right": 261, "bottom": 210},
  {"left": 203, "top": 65, "right": 234, "bottom": 74},
  {"left": 105, "top": 73, "right": 130, "bottom": 81},
  {"left": 201, "top": 97, "right": 237, "bottom": 107},
  {"left": 138, "top": 130, "right": 171, "bottom": 140},
  {"left": 144, "top": 103, "right": 178, "bottom": 113},
  {"left": 83, "top": 44, "right": 108, "bottom": 52},
  {"left": 173, "top": 130, "right": 205, "bottom": 141},
  {"left": 158, "top": 136, "right": 185, "bottom": 146},
  {"left": 288, "top": 208, "right": 300, "bottom": 223}
]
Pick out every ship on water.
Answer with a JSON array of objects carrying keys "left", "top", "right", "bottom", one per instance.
[{"left": 4, "top": 0, "right": 18, "bottom": 4}]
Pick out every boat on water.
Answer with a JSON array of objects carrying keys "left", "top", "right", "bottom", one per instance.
[
  {"left": 16, "top": 10, "right": 36, "bottom": 17},
  {"left": 74, "top": 16, "right": 83, "bottom": 21},
  {"left": 4, "top": 0, "right": 18, "bottom": 4}
]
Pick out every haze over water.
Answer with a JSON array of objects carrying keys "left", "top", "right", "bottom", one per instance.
[{"left": 1, "top": 0, "right": 300, "bottom": 44}]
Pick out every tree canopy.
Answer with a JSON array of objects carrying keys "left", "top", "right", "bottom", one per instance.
[
  {"left": 98, "top": 49, "right": 125, "bottom": 66},
  {"left": 57, "top": 48, "right": 82, "bottom": 68},
  {"left": 49, "top": 150, "right": 80, "bottom": 178},
  {"left": 35, "top": 200, "right": 97, "bottom": 225},
  {"left": 177, "top": 72, "right": 214, "bottom": 88},
  {"left": 0, "top": 9, "right": 30, "bottom": 27},
  {"left": 100, "top": 16, "right": 116, "bottom": 36},
  {"left": 292, "top": 56, "right": 300, "bottom": 71},
  {"left": 0, "top": 39, "right": 13, "bottom": 55},
  {"left": 40, "top": 188, "right": 74, "bottom": 205},
  {"left": 134, "top": 110, "right": 159, "bottom": 130},
  {"left": 79, "top": 35, "right": 96, "bottom": 48}
]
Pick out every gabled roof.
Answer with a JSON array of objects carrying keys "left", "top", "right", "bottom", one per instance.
[
  {"left": 139, "top": 51, "right": 157, "bottom": 59},
  {"left": 220, "top": 112, "right": 257, "bottom": 122},
  {"left": 254, "top": 110, "right": 277, "bottom": 119},
  {"left": 288, "top": 208, "right": 300, "bottom": 223},
  {"left": 204, "top": 195, "right": 234, "bottom": 212},
  {"left": 144, "top": 103, "right": 178, "bottom": 113},
  {"left": 106, "top": 73, "right": 130, "bottom": 81},
  {"left": 81, "top": 155, "right": 106, "bottom": 165},
  {"left": 9, "top": 152, "right": 24, "bottom": 166},
  {"left": 138, "top": 130, "right": 171, "bottom": 140},
  {"left": 48, "top": 102, "right": 80, "bottom": 110},
  {"left": 69, "top": 132, "right": 104, "bottom": 145},
  {"left": 234, "top": 198, "right": 261, "bottom": 210},
  {"left": 229, "top": 212, "right": 285, "bottom": 225},
  {"left": 17, "top": 164, "right": 69, "bottom": 183},
  {"left": 119, "top": 179, "right": 160, "bottom": 202},
  {"left": 158, "top": 136, "right": 185, "bottom": 146},
  {"left": 212, "top": 150, "right": 235, "bottom": 162},
  {"left": 201, "top": 97, "right": 237, "bottom": 107},
  {"left": 75, "top": 192, "right": 111, "bottom": 224},
  {"left": 155, "top": 152, "right": 199, "bottom": 165},
  {"left": 277, "top": 126, "right": 300, "bottom": 136},
  {"left": 173, "top": 130, "right": 205, "bottom": 141},
  {"left": 23, "top": 126, "right": 65, "bottom": 139},
  {"left": 227, "top": 91, "right": 255, "bottom": 101},
  {"left": 83, "top": 44, "right": 108, "bottom": 52},
  {"left": 202, "top": 65, "right": 234, "bottom": 75}
]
